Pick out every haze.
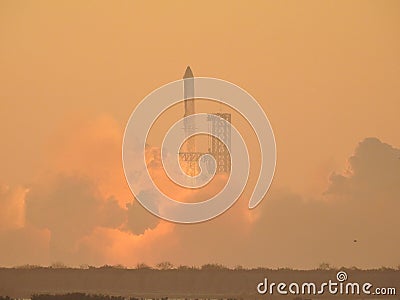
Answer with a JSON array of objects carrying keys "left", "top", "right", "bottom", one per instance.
[{"left": 0, "top": 0, "right": 399, "bottom": 269}]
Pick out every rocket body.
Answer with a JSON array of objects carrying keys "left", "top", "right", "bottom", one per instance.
[{"left": 183, "top": 66, "right": 195, "bottom": 152}]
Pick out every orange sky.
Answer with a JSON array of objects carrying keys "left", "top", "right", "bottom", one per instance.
[{"left": 0, "top": 0, "right": 399, "bottom": 269}]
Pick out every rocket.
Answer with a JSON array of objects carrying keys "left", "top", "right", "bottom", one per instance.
[
  {"left": 183, "top": 66, "right": 194, "bottom": 117},
  {"left": 183, "top": 66, "right": 195, "bottom": 152}
]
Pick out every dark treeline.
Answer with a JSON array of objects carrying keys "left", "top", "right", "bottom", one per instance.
[
  {"left": 2, "top": 295, "right": 240, "bottom": 300},
  {"left": 8, "top": 262, "right": 400, "bottom": 271},
  {"left": 31, "top": 293, "right": 125, "bottom": 300},
  {"left": 32, "top": 294, "right": 171, "bottom": 300}
]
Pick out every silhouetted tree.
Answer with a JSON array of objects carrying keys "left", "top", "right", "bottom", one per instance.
[
  {"left": 112, "top": 264, "right": 126, "bottom": 269},
  {"left": 201, "top": 263, "right": 228, "bottom": 270},
  {"left": 156, "top": 261, "right": 174, "bottom": 270},
  {"left": 50, "top": 262, "right": 67, "bottom": 269},
  {"left": 135, "top": 262, "right": 151, "bottom": 270},
  {"left": 318, "top": 262, "right": 332, "bottom": 270}
]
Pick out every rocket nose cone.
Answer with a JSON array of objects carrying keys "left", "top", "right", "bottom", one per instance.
[{"left": 183, "top": 66, "right": 194, "bottom": 78}]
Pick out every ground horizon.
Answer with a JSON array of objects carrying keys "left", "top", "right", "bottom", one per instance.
[{"left": 1, "top": 0, "right": 399, "bottom": 271}]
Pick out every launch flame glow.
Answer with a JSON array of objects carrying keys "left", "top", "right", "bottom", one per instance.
[{"left": 122, "top": 76, "right": 276, "bottom": 223}]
